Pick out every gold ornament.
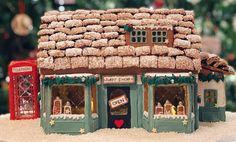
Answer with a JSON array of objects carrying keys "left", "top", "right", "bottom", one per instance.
[
  {"left": 49, "top": 120, "right": 55, "bottom": 126},
  {"left": 11, "top": 14, "right": 33, "bottom": 36},
  {"left": 151, "top": 128, "right": 157, "bottom": 133},
  {"left": 182, "top": 119, "right": 188, "bottom": 126},
  {"left": 79, "top": 128, "right": 85, "bottom": 134}
]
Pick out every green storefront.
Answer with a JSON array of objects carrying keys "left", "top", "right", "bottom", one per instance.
[{"left": 40, "top": 73, "right": 199, "bottom": 134}]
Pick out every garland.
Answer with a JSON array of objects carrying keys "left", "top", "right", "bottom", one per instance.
[
  {"left": 199, "top": 73, "right": 224, "bottom": 82},
  {"left": 141, "top": 74, "right": 196, "bottom": 85},
  {"left": 124, "top": 24, "right": 134, "bottom": 32},
  {"left": 42, "top": 76, "right": 98, "bottom": 86}
]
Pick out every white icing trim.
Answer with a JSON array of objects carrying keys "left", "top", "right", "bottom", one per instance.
[
  {"left": 143, "top": 111, "right": 148, "bottom": 118},
  {"left": 153, "top": 114, "right": 187, "bottom": 119},
  {"left": 191, "top": 113, "right": 195, "bottom": 119},
  {"left": 50, "top": 114, "right": 85, "bottom": 120},
  {"left": 145, "top": 72, "right": 193, "bottom": 77},
  {"left": 133, "top": 25, "right": 173, "bottom": 30},
  {"left": 92, "top": 113, "right": 98, "bottom": 119}
]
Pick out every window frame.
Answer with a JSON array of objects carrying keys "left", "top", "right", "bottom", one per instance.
[
  {"left": 152, "top": 30, "right": 168, "bottom": 44},
  {"left": 153, "top": 84, "right": 188, "bottom": 116},
  {"left": 144, "top": 84, "right": 148, "bottom": 112},
  {"left": 125, "top": 27, "right": 173, "bottom": 47},
  {"left": 91, "top": 84, "right": 97, "bottom": 113},
  {"left": 204, "top": 89, "right": 217, "bottom": 107},
  {"left": 51, "top": 84, "right": 85, "bottom": 115},
  {"left": 130, "top": 30, "right": 148, "bottom": 44}
]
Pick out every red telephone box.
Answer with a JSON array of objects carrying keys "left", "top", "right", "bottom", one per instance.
[{"left": 8, "top": 60, "right": 39, "bottom": 120}]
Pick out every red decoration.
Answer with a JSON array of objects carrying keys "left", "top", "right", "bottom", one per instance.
[
  {"left": 18, "top": 0, "right": 25, "bottom": 13},
  {"left": 114, "top": 119, "right": 124, "bottom": 128},
  {"left": 227, "top": 53, "right": 235, "bottom": 61},
  {"left": 154, "top": 0, "right": 164, "bottom": 8},
  {"left": 8, "top": 60, "right": 39, "bottom": 120}
]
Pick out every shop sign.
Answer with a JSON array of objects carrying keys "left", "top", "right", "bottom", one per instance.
[
  {"left": 109, "top": 95, "right": 128, "bottom": 109},
  {"left": 103, "top": 75, "right": 135, "bottom": 84}
]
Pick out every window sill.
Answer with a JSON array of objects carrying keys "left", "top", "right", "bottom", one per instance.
[
  {"left": 153, "top": 114, "right": 187, "bottom": 119},
  {"left": 50, "top": 114, "right": 85, "bottom": 120}
]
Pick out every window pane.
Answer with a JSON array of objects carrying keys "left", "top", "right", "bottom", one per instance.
[
  {"left": 110, "top": 89, "right": 128, "bottom": 116},
  {"left": 204, "top": 90, "right": 217, "bottom": 107},
  {"left": 142, "top": 31, "right": 146, "bottom": 36},
  {"left": 152, "top": 32, "right": 156, "bottom": 36},
  {"left": 158, "top": 37, "right": 162, "bottom": 42},
  {"left": 163, "top": 37, "right": 166, "bottom": 43},
  {"left": 153, "top": 37, "right": 156, "bottom": 42},
  {"left": 157, "top": 31, "right": 161, "bottom": 36},
  {"left": 131, "top": 31, "right": 136, "bottom": 36},
  {"left": 137, "top": 37, "right": 141, "bottom": 42},
  {"left": 154, "top": 85, "right": 187, "bottom": 115},
  {"left": 137, "top": 31, "right": 141, "bottom": 36},
  {"left": 51, "top": 85, "right": 85, "bottom": 115},
  {"left": 143, "top": 37, "right": 146, "bottom": 42},
  {"left": 163, "top": 31, "right": 167, "bottom": 36},
  {"left": 131, "top": 37, "right": 136, "bottom": 42}
]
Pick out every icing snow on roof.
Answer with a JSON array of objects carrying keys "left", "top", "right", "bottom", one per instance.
[
  {"left": 200, "top": 52, "right": 234, "bottom": 75},
  {"left": 37, "top": 8, "right": 202, "bottom": 75}
]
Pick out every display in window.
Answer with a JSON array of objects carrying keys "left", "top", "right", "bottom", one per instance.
[
  {"left": 155, "top": 102, "right": 163, "bottom": 115},
  {"left": 177, "top": 101, "right": 185, "bottom": 115},
  {"left": 130, "top": 30, "right": 147, "bottom": 43},
  {"left": 52, "top": 96, "right": 62, "bottom": 115},
  {"left": 63, "top": 101, "right": 72, "bottom": 114},
  {"left": 154, "top": 85, "right": 187, "bottom": 115},
  {"left": 164, "top": 100, "right": 172, "bottom": 115},
  {"left": 51, "top": 85, "right": 85, "bottom": 115}
]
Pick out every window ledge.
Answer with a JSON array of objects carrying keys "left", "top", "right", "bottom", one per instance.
[
  {"left": 50, "top": 114, "right": 85, "bottom": 120},
  {"left": 153, "top": 114, "right": 187, "bottom": 119}
]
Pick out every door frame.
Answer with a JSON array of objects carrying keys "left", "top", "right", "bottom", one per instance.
[
  {"left": 98, "top": 83, "right": 139, "bottom": 129},
  {"left": 107, "top": 86, "right": 131, "bottom": 128}
]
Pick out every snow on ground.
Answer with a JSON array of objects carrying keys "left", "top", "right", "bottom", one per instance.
[{"left": 0, "top": 112, "right": 236, "bottom": 142}]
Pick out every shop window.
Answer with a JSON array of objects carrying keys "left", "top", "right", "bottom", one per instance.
[
  {"left": 130, "top": 30, "right": 147, "bottom": 43},
  {"left": 204, "top": 89, "right": 217, "bottom": 107},
  {"left": 154, "top": 85, "right": 187, "bottom": 115},
  {"left": 152, "top": 30, "right": 167, "bottom": 44},
  {"left": 51, "top": 85, "right": 85, "bottom": 115},
  {"left": 144, "top": 84, "right": 148, "bottom": 112},
  {"left": 91, "top": 85, "right": 97, "bottom": 113}
]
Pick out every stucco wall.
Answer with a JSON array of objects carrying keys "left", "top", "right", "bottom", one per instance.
[{"left": 198, "top": 80, "right": 225, "bottom": 107}]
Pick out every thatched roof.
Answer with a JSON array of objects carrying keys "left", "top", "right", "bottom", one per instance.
[{"left": 200, "top": 52, "right": 234, "bottom": 75}]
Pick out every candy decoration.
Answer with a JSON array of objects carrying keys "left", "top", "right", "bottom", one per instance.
[{"left": 114, "top": 119, "right": 124, "bottom": 128}]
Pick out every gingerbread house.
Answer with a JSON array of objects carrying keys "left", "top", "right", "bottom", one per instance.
[
  {"left": 37, "top": 8, "right": 202, "bottom": 134},
  {"left": 198, "top": 52, "right": 234, "bottom": 122}
]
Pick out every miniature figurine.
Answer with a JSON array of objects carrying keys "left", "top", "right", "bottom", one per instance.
[
  {"left": 64, "top": 101, "right": 72, "bottom": 114},
  {"left": 171, "top": 105, "right": 176, "bottom": 115},
  {"left": 53, "top": 96, "right": 62, "bottom": 115},
  {"left": 177, "top": 101, "right": 185, "bottom": 115},
  {"left": 164, "top": 100, "right": 172, "bottom": 115},
  {"left": 155, "top": 102, "right": 163, "bottom": 114}
]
